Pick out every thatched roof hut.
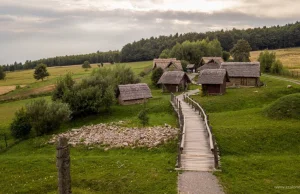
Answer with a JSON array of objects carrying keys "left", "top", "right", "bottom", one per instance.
[
  {"left": 220, "top": 62, "right": 260, "bottom": 87},
  {"left": 200, "top": 57, "right": 224, "bottom": 65},
  {"left": 197, "top": 62, "right": 220, "bottom": 72},
  {"left": 198, "top": 69, "right": 229, "bottom": 95},
  {"left": 153, "top": 58, "right": 183, "bottom": 71},
  {"left": 118, "top": 83, "right": 152, "bottom": 105},
  {"left": 157, "top": 71, "right": 191, "bottom": 93}
]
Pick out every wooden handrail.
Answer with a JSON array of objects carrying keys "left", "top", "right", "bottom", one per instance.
[
  {"left": 183, "top": 93, "right": 219, "bottom": 169},
  {"left": 180, "top": 116, "right": 186, "bottom": 150}
]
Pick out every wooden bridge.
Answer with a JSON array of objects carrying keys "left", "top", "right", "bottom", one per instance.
[{"left": 171, "top": 90, "right": 219, "bottom": 171}]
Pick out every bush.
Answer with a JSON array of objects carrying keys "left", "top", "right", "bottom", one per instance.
[
  {"left": 264, "top": 93, "right": 300, "bottom": 119},
  {"left": 10, "top": 108, "right": 32, "bottom": 139},
  {"left": 138, "top": 102, "right": 149, "bottom": 126},
  {"left": 258, "top": 50, "right": 276, "bottom": 73},
  {"left": 222, "top": 51, "right": 230, "bottom": 61},
  {"left": 151, "top": 67, "right": 164, "bottom": 87},
  {"left": 180, "top": 60, "right": 189, "bottom": 72},
  {"left": 139, "top": 71, "right": 146, "bottom": 77},
  {"left": 26, "top": 99, "right": 71, "bottom": 135},
  {"left": 82, "top": 61, "right": 91, "bottom": 69},
  {"left": 271, "top": 60, "right": 283, "bottom": 74},
  {"left": 52, "top": 73, "right": 75, "bottom": 101}
]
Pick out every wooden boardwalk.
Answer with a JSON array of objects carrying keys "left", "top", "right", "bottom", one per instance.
[{"left": 176, "top": 90, "right": 215, "bottom": 171}]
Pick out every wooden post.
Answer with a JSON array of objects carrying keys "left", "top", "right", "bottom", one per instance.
[{"left": 57, "top": 137, "right": 72, "bottom": 194}]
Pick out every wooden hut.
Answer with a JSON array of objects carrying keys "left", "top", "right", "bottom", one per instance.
[
  {"left": 197, "top": 61, "right": 221, "bottom": 72},
  {"left": 186, "top": 64, "right": 196, "bottom": 73},
  {"left": 118, "top": 83, "right": 152, "bottom": 105},
  {"left": 197, "top": 69, "right": 229, "bottom": 95},
  {"left": 200, "top": 57, "right": 224, "bottom": 66},
  {"left": 220, "top": 62, "right": 260, "bottom": 87},
  {"left": 153, "top": 58, "right": 183, "bottom": 71},
  {"left": 157, "top": 71, "right": 191, "bottom": 93}
]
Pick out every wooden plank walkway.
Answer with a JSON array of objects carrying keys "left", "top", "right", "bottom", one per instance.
[{"left": 177, "top": 90, "right": 215, "bottom": 171}]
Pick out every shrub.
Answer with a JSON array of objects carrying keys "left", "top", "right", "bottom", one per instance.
[
  {"left": 151, "top": 67, "right": 164, "bottom": 87},
  {"left": 222, "top": 51, "right": 230, "bottom": 61},
  {"left": 180, "top": 60, "right": 189, "bottom": 72},
  {"left": 258, "top": 50, "right": 276, "bottom": 73},
  {"left": 26, "top": 99, "right": 71, "bottom": 135},
  {"left": 139, "top": 71, "right": 146, "bottom": 77},
  {"left": 15, "top": 85, "right": 21, "bottom": 89},
  {"left": 82, "top": 61, "right": 91, "bottom": 69},
  {"left": 138, "top": 102, "right": 149, "bottom": 126},
  {"left": 10, "top": 108, "right": 32, "bottom": 139},
  {"left": 52, "top": 73, "right": 75, "bottom": 101},
  {"left": 271, "top": 60, "right": 283, "bottom": 74},
  {"left": 264, "top": 93, "right": 300, "bottom": 119}
]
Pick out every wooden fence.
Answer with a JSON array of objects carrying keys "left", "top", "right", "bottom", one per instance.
[
  {"left": 183, "top": 94, "right": 220, "bottom": 169},
  {"left": 170, "top": 93, "right": 184, "bottom": 168}
]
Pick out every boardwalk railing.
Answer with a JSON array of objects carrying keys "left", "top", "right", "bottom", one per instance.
[
  {"left": 170, "top": 93, "right": 185, "bottom": 168},
  {"left": 183, "top": 93, "right": 220, "bottom": 169}
]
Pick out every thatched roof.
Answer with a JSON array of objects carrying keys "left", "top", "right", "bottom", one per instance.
[
  {"left": 198, "top": 69, "right": 229, "bottom": 84},
  {"left": 220, "top": 62, "right": 260, "bottom": 78},
  {"left": 157, "top": 71, "right": 191, "bottom": 85},
  {"left": 201, "top": 57, "right": 224, "bottom": 65},
  {"left": 153, "top": 58, "right": 183, "bottom": 71},
  {"left": 198, "top": 62, "right": 220, "bottom": 72},
  {"left": 118, "top": 83, "right": 152, "bottom": 101},
  {"left": 187, "top": 64, "right": 195, "bottom": 69}
]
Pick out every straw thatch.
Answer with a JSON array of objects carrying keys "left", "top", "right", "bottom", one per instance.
[
  {"left": 197, "top": 62, "right": 220, "bottom": 72},
  {"left": 153, "top": 58, "right": 183, "bottom": 71},
  {"left": 157, "top": 71, "right": 191, "bottom": 84},
  {"left": 198, "top": 69, "right": 229, "bottom": 84},
  {"left": 186, "top": 64, "right": 195, "bottom": 69},
  {"left": 201, "top": 57, "right": 224, "bottom": 65},
  {"left": 220, "top": 62, "right": 260, "bottom": 77},
  {"left": 118, "top": 83, "right": 152, "bottom": 101}
]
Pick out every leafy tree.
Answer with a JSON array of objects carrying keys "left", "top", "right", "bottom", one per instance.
[
  {"left": 222, "top": 51, "right": 230, "bottom": 61},
  {"left": 271, "top": 60, "right": 283, "bottom": 74},
  {"left": 138, "top": 101, "right": 149, "bottom": 127},
  {"left": 230, "top": 39, "right": 252, "bottom": 62},
  {"left": 159, "top": 49, "right": 170, "bottom": 58},
  {"left": 151, "top": 67, "right": 164, "bottom": 87},
  {"left": 33, "top": 63, "right": 49, "bottom": 81},
  {"left": 26, "top": 99, "right": 71, "bottom": 136},
  {"left": 82, "top": 61, "right": 91, "bottom": 69},
  {"left": 0, "top": 66, "right": 5, "bottom": 80},
  {"left": 258, "top": 50, "right": 276, "bottom": 73},
  {"left": 10, "top": 108, "right": 32, "bottom": 139}
]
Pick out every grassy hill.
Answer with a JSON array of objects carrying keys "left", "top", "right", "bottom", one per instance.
[{"left": 192, "top": 77, "right": 300, "bottom": 193}]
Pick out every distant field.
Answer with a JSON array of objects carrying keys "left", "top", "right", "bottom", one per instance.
[
  {"left": 0, "top": 61, "right": 152, "bottom": 100},
  {"left": 251, "top": 47, "right": 300, "bottom": 71}
]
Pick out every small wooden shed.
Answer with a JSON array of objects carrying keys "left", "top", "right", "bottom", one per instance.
[
  {"left": 186, "top": 64, "right": 196, "bottom": 73},
  {"left": 118, "top": 83, "right": 152, "bottom": 105},
  {"left": 153, "top": 58, "right": 183, "bottom": 71},
  {"left": 200, "top": 57, "right": 224, "bottom": 66},
  {"left": 220, "top": 62, "right": 260, "bottom": 87},
  {"left": 157, "top": 71, "right": 191, "bottom": 93},
  {"left": 198, "top": 69, "right": 229, "bottom": 95}
]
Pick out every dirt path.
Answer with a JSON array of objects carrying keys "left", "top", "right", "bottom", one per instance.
[{"left": 263, "top": 74, "right": 300, "bottom": 85}]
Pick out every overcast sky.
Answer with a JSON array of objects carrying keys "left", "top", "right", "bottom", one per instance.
[{"left": 0, "top": 0, "right": 299, "bottom": 64}]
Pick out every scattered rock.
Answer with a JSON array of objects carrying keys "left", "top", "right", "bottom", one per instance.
[
  {"left": 287, "top": 85, "right": 293, "bottom": 88},
  {"left": 48, "top": 122, "right": 179, "bottom": 150}
]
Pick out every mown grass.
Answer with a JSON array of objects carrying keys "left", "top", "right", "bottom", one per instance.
[
  {"left": 192, "top": 76, "right": 300, "bottom": 193},
  {"left": 0, "top": 62, "right": 179, "bottom": 193}
]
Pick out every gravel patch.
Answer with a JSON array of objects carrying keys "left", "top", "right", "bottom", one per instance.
[{"left": 49, "top": 122, "right": 179, "bottom": 149}]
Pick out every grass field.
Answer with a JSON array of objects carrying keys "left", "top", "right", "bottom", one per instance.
[
  {"left": 192, "top": 77, "right": 300, "bottom": 193},
  {"left": 251, "top": 47, "right": 300, "bottom": 71},
  {"left": 0, "top": 61, "right": 179, "bottom": 193}
]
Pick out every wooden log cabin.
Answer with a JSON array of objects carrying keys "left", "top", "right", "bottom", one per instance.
[
  {"left": 197, "top": 69, "right": 229, "bottom": 95},
  {"left": 118, "top": 83, "right": 152, "bottom": 105},
  {"left": 157, "top": 71, "right": 191, "bottom": 93},
  {"left": 220, "top": 62, "right": 260, "bottom": 87}
]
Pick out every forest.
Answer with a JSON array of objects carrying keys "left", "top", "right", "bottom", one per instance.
[{"left": 2, "top": 21, "right": 300, "bottom": 71}]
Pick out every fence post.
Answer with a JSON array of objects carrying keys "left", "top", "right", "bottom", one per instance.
[{"left": 57, "top": 137, "right": 72, "bottom": 194}]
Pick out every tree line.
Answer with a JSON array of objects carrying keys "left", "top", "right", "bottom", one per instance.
[
  {"left": 1, "top": 50, "right": 120, "bottom": 72},
  {"left": 2, "top": 21, "right": 300, "bottom": 71}
]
